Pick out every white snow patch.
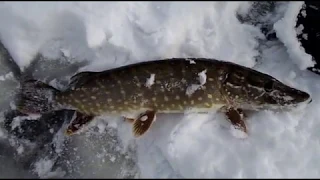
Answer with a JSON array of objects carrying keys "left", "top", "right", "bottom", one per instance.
[
  {"left": 16, "top": 145, "right": 24, "bottom": 155},
  {"left": 60, "top": 48, "right": 71, "bottom": 58},
  {"left": 198, "top": 69, "right": 207, "bottom": 85},
  {"left": 145, "top": 74, "right": 156, "bottom": 88},
  {"left": 301, "top": 10, "right": 306, "bottom": 18},
  {"left": 85, "top": 22, "right": 107, "bottom": 48},
  {"left": 11, "top": 115, "right": 41, "bottom": 130},
  {"left": 0, "top": 72, "right": 14, "bottom": 81},
  {"left": 302, "top": 33, "right": 308, "bottom": 40},
  {"left": 295, "top": 24, "right": 304, "bottom": 35},
  {"left": 273, "top": 1, "right": 315, "bottom": 70},
  {"left": 282, "top": 95, "right": 294, "bottom": 101},
  {"left": 9, "top": 101, "right": 17, "bottom": 110},
  {"left": 97, "top": 122, "right": 106, "bottom": 134},
  {"left": 289, "top": 71, "right": 296, "bottom": 80},
  {"left": 186, "top": 58, "right": 196, "bottom": 64},
  {"left": 33, "top": 158, "right": 55, "bottom": 178},
  {"left": 186, "top": 69, "right": 207, "bottom": 97},
  {"left": 110, "top": 156, "right": 116, "bottom": 162},
  {"left": 229, "top": 125, "right": 248, "bottom": 139}
]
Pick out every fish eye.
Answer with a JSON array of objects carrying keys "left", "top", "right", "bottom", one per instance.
[{"left": 264, "top": 81, "right": 274, "bottom": 92}]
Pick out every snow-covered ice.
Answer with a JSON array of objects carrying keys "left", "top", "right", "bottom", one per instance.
[
  {"left": 273, "top": 1, "right": 315, "bottom": 70},
  {"left": 0, "top": 1, "right": 320, "bottom": 179}
]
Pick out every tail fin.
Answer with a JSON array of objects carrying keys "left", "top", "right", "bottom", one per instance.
[{"left": 14, "top": 79, "right": 60, "bottom": 115}]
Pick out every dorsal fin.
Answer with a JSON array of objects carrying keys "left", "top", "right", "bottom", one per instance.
[{"left": 68, "top": 71, "right": 100, "bottom": 89}]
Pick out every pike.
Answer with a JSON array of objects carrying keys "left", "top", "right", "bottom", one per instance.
[{"left": 14, "top": 58, "right": 312, "bottom": 138}]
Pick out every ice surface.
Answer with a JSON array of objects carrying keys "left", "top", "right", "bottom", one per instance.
[
  {"left": 273, "top": 1, "right": 315, "bottom": 70},
  {"left": 0, "top": 1, "right": 320, "bottom": 179},
  {"left": 0, "top": 72, "right": 14, "bottom": 81}
]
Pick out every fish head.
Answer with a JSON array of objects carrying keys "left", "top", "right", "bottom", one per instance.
[
  {"left": 221, "top": 68, "right": 312, "bottom": 111},
  {"left": 253, "top": 79, "right": 311, "bottom": 110}
]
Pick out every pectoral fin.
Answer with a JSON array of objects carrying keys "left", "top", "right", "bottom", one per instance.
[
  {"left": 224, "top": 107, "right": 247, "bottom": 134},
  {"left": 65, "top": 111, "right": 95, "bottom": 136},
  {"left": 132, "top": 110, "right": 156, "bottom": 137}
]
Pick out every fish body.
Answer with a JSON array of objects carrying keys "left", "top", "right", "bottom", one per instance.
[{"left": 15, "top": 58, "right": 312, "bottom": 137}]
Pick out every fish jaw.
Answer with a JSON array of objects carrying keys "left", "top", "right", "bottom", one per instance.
[
  {"left": 223, "top": 87, "right": 312, "bottom": 112},
  {"left": 256, "top": 94, "right": 312, "bottom": 112},
  {"left": 218, "top": 61, "right": 312, "bottom": 112},
  {"left": 249, "top": 84, "right": 312, "bottom": 111}
]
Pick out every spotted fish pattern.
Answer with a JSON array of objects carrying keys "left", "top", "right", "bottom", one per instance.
[{"left": 15, "top": 58, "right": 312, "bottom": 138}]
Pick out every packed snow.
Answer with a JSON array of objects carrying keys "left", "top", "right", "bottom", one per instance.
[
  {"left": 145, "top": 73, "right": 156, "bottom": 88},
  {"left": 0, "top": 1, "right": 320, "bottom": 179},
  {"left": 273, "top": 1, "right": 315, "bottom": 70},
  {"left": 0, "top": 72, "right": 14, "bottom": 81}
]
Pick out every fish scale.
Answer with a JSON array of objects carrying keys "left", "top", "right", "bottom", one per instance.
[{"left": 15, "top": 58, "right": 312, "bottom": 138}]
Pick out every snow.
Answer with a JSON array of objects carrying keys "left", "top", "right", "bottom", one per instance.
[
  {"left": 0, "top": 1, "right": 320, "bottom": 179},
  {"left": 273, "top": 1, "right": 315, "bottom": 70},
  {"left": 0, "top": 72, "right": 14, "bottom": 81},
  {"left": 11, "top": 115, "right": 41, "bottom": 130},
  {"left": 186, "top": 69, "right": 207, "bottom": 97},
  {"left": 16, "top": 145, "right": 24, "bottom": 155},
  {"left": 301, "top": 10, "right": 307, "bottom": 18},
  {"left": 229, "top": 125, "right": 249, "bottom": 139},
  {"left": 186, "top": 58, "right": 196, "bottom": 64},
  {"left": 33, "top": 157, "right": 55, "bottom": 178},
  {"left": 145, "top": 74, "right": 156, "bottom": 88},
  {"left": 198, "top": 69, "right": 207, "bottom": 85},
  {"left": 302, "top": 33, "right": 308, "bottom": 40}
]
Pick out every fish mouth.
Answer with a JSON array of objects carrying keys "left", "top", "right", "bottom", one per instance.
[
  {"left": 294, "top": 92, "right": 312, "bottom": 105},
  {"left": 249, "top": 95, "right": 313, "bottom": 112},
  {"left": 280, "top": 95, "right": 312, "bottom": 111}
]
